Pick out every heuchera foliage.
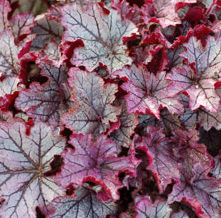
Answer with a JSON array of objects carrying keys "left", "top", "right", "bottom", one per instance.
[{"left": 0, "top": 0, "right": 221, "bottom": 217}]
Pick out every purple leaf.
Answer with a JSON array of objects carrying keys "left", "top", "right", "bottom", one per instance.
[{"left": 56, "top": 133, "right": 136, "bottom": 200}]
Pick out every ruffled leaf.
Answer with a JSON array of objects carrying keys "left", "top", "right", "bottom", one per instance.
[
  {"left": 0, "top": 120, "right": 66, "bottom": 217},
  {"left": 15, "top": 61, "right": 71, "bottom": 127},
  {"left": 62, "top": 68, "right": 121, "bottom": 135},
  {"left": 135, "top": 197, "right": 172, "bottom": 218},
  {"left": 167, "top": 65, "right": 220, "bottom": 113},
  {"left": 168, "top": 164, "right": 221, "bottom": 218},
  {"left": 48, "top": 187, "right": 116, "bottom": 218},
  {"left": 61, "top": 2, "right": 137, "bottom": 72},
  {"left": 136, "top": 127, "right": 180, "bottom": 193},
  {"left": 56, "top": 133, "right": 136, "bottom": 200},
  {"left": 113, "top": 64, "right": 183, "bottom": 119}
]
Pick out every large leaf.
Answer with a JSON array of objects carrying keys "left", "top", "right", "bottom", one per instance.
[
  {"left": 168, "top": 164, "right": 221, "bottom": 218},
  {"left": 15, "top": 61, "right": 71, "bottom": 127},
  {"left": 135, "top": 127, "right": 180, "bottom": 193},
  {"left": 62, "top": 68, "right": 121, "bottom": 136},
  {"left": 113, "top": 64, "right": 183, "bottom": 119},
  {"left": 61, "top": 2, "right": 137, "bottom": 72},
  {"left": 167, "top": 63, "right": 220, "bottom": 113},
  {"left": 0, "top": 120, "right": 66, "bottom": 217},
  {"left": 49, "top": 187, "right": 116, "bottom": 218},
  {"left": 135, "top": 197, "right": 172, "bottom": 218},
  {"left": 55, "top": 133, "right": 136, "bottom": 200},
  {"left": 181, "top": 36, "right": 221, "bottom": 79}
]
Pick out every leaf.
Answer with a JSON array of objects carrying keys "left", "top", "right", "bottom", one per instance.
[
  {"left": 170, "top": 129, "right": 213, "bottom": 178},
  {"left": 0, "top": 76, "right": 19, "bottom": 97},
  {"left": 31, "top": 14, "right": 63, "bottom": 50},
  {"left": 110, "top": 99, "right": 138, "bottom": 148},
  {"left": 15, "top": 61, "right": 71, "bottom": 127},
  {"left": 168, "top": 163, "right": 221, "bottom": 218},
  {"left": 48, "top": 187, "right": 117, "bottom": 218},
  {"left": 144, "top": 0, "right": 196, "bottom": 28},
  {"left": 212, "top": 152, "right": 221, "bottom": 179},
  {"left": 0, "top": 30, "right": 20, "bottom": 76},
  {"left": 10, "top": 13, "right": 35, "bottom": 42},
  {"left": 181, "top": 36, "right": 221, "bottom": 78},
  {"left": 42, "top": 39, "right": 63, "bottom": 67},
  {"left": 0, "top": 0, "right": 11, "bottom": 33},
  {"left": 0, "top": 120, "right": 66, "bottom": 218},
  {"left": 180, "top": 99, "right": 221, "bottom": 131},
  {"left": 135, "top": 197, "right": 172, "bottom": 218},
  {"left": 55, "top": 133, "right": 136, "bottom": 200},
  {"left": 167, "top": 64, "right": 220, "bottom": 113},
  {"left": 113, "top": 64, "right": 183, "bottom": 119},
  {"left": 135, "top": 127, "right": 180, "bottom": 193},
  {"left": 61, "top": 2, "right": 137, "bottom": 72},
  {"left": 62, "top": 68, "right": 121, "bottom": 135}
]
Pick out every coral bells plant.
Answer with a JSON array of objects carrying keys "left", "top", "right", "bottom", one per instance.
[{"left": 1, "top": 0, "right": 221, "bottom": 217}]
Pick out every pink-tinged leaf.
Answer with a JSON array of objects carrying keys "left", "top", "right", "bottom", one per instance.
[
  {"left": 31, "top": 14, "right": 63, "bottom": 50},
  {"left": 143, "top": 0, "right": 196, "bottom": 28},
  {"left": 171, "top": 129, "right": 213, "bottom": 178},
  {"left": 56, "top": 134, "right": 136, "bottom": 200},
  {"left": 110, "top": 99, "right": 138, "bottom": 148},
  {"left": 0, "top": 120, "right": 66, "bottom": 218},
  {"left": 0, "top": 0, "right": 11, "bottom": 33},
  {"left": 180, "top": 36, "right": 221, "bottom": 80},
  {"left": 135, "top": 127, "right": 180, "bottom": 193},
  {"left": 167, "top": 64, "right": 220, "bottom": 113},
  {"left": 62, "top": 68, "right": 121, "bottom": 135},
  {"left": 61, "top": 2, "right": 137, "bottom": 72},
  {"left": 0, "top": 30, "right": 20, "bottom": 76},
  {"left": 113, "top": 64, "right": 183, "bottom": 119},
  {"left": 135, "top": 197, "right": 172, "bottom": 218},
  {"left": 212, "top": 152, "right": 221, "bottom": 179},
  {"left": 112, "top": 0, "right": 144, "bottom": 25},
  {"left": 10, "top": 13, "right": 34, "bottom": 42},
  {"left": 212, "top": 20, "right": 221, "bottom": 35},
  {"left": 48, "top": 187, "right": 116, "bottom": 218},
  {"left": 42, "top": 39, "right": 63, "bottom": 67},
  {"left": 15, "top": 62, "right": 71, "bottom": 127},
  {"left": 168, "top": 164, "right": 221, "bottom": 218}
]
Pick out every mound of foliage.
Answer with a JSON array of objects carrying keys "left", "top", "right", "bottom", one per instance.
[{"left": 0, "top": 0, "right": 221, "bottom": 217}]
